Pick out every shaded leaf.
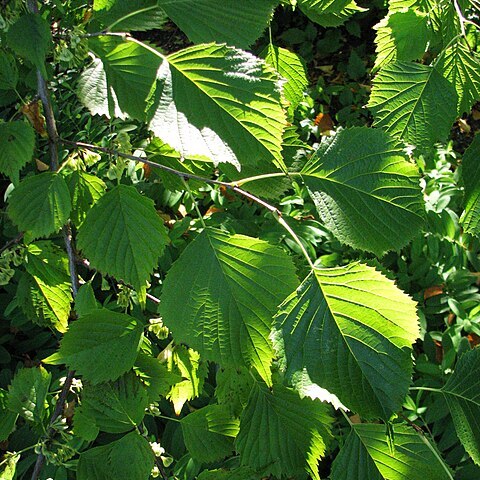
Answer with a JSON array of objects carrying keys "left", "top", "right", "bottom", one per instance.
[
  {"left": 461, "top": 135, "right": 480, "bottom": 236},
  {"left": 215, "top": 366, "right": 254, "bottom": 417},
  {"left": 0, "top": 52, "right": 18, "bottom": 90},
  {"left": 0, "top": 388, "right": 17, "bottom": 442},
  {"left": 0, "top": 121, "right": 34, "bottom": 181}
]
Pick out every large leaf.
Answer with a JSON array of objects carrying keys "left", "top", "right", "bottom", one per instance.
[
  {"left": 77, "top": 431, "right": 154, "bottom": 480},
  {"left": 272, "top": 263, "right": 419, "bottom": 419},
  {"left": 87, "top": 38, "right": 286, "bottom": 170},
  {"left": 181, "top": 404, "right": 240, "bottom": 463},
  {"left": 24, "top": 242, "right": 72, "bottom": 332},
  {"left": 7, "top": 366, "right": 51, "bottom": 423},
  {"left": 0, "top": 121, "right": 35, "bottom": 181},
  {"left": 300, "top": 127, "right": 424, "bottom": 255},
  {"left": 461, "top": 135, "right": 480, "bottom": 236},
  {"left": 368, "top": 62, "right": 457, "bottom": 150},
  {"left": 77, "top": 372, "right": 148, "bottom": 434},
  {"left": 298, "top": 0, "right": 365, "bottom": 27},
  {"left": 330, "top": 423, "right": 453, "bottom": 480},
  {"left": 235, "top": 382, "right": 332, "bottom": 480},
  {"left": 44, "top": 309, "right": 143, "bottom": 384},
  {"left": 6, "top": 14, "right": 52, "bottom": 78},
  {"left": 8, "top": 173, "right": 71, "bottom": 239},
  {"left": 437, "top": 41, "right": 480, "bottom": 116},
  {"left": 442, "top": 347, "right": 480, "bottom": 465},
  {"left": 77, "top": 184, "right": 168, "bottom": 291},
  {"left": 159, "top": 229, "right": 298, "bottom": 385},
  {"left": 261, "top": 45, "right": 308, "bottom": 111},
  {"left": 157, "top": 0, "right": 278, "bottom": 48},
  {"left": 373, "top": 10, "right": 430, "bottom": 72}
]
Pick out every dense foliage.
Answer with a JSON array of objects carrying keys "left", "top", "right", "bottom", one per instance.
[{"left": 1, "top": 0, "right": 480, "bottom": 479}]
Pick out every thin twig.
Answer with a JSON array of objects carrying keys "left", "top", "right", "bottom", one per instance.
[{"left": 0, "top": 232, "right": 24, "bottom": 255}]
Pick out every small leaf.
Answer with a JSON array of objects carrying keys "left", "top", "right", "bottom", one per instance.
[
  {"left": 78, "top": 372, "right": 148, "bottom": 433},
  {"left": 368, "top": 62, "right": 457, "bottom": 150},
  {"left": 461, "top": 135, "right": 480, "bottom": 236},
  {"left": 300, "top": 127, "right": 424, "bottom": 255},
  {"left": 0, "top": 388, "right": 17, "bottom": 442},
  {"left": 6, "top": 14, "right": 52, "bottom": 78},
  {"left": 331, "top": 423, "right": 453, "bottom": 479},
  {"left": 272, "top": 263, "right": 419, "bottom": 420},
  {"left": 181, "top": 404, "right": 240, "bottom": 463},
  {"left": 8, "top": 173, "right": 72, "bottom": 239},
  {"left": 298, "top": 0, "right": 365, "bottom": 27},
  {"left": 442, "top": 347, "right": 480, "bottom": 465},
  {"left": 75, "top": 283, "right": 99, "bottom": 317},
  {"left": 0, "top": 121, "right": 35, "bottom": 181},
  {"left": 7, "top": 366, "right": 51, "bottom": 423},
  {"left": 0, "top": 52, "right": 18, "bottom": 90},
  {"left": 159, "top": 228, "right": 298, "bottom": 385},
  {"left": 236, "top": 382, "right": 332, "bottom": 480},
  {"left": 44, "top": 308, "right": 143, "bottom": 384},
  {"left": 77, "top": 184, "right": 168, "bottom": 291}
]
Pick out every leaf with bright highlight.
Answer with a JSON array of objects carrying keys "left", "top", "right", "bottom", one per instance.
[
  {"left": 272, "top": 263, "right": 419, "bottom": 419},
  {"left": 159, "top": 229, "right": 298, "bottom": 385},
  {"left": 300, "top": 127, "right": 424, "bottom": 255}
]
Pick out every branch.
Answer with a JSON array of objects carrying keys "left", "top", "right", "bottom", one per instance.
[{"left": 60, "top": 138, "right": 316, "bottom": 268}]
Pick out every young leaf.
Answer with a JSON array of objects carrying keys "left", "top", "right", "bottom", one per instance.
[
  {"left": 461, "top": 135, "right": 480, "bottom": 236},
  {"left": 77, "top": 431, "right": 154, "bottom": 480},
  {"left": 368, "top": 62, "right": 457, "bottom": 150},
  {"left": 272, "top": 263, "right": 419, "bottom": 420},
  {"left": 8, "top": 173, "right": 72, "bottom": 239},
  {"left": 441, "top": 347, "right": 480, "bottom": 465},
  {"left": 236, "top": 382, "right": 332, "bottom": 480},
  {"left": 7, "top": 366, "right": 51, "bottom": 423},
  {"left": 0, "top": 121, "right": 35, "bottom": 181},
  {"left": 6, "top": 14, "right": 52, "bottom": 78},
  {"left": 300, "top": 127, "right": 424, "bottom": 255},
  {"left": 77, "top": 372, "right": 148, "bottom": 433},
  {"left": 77, "top": 184, "right": 168, "bottom": 291},
  {"left": 88, "top": 38, "right": 286, "bottom": 170},
  {"left": 24, "top": 242, "right": 72, "bottom": 333},
  {"left": 66, "top": 170, "right": 106, "bottom": 226},
  {"left": 43, "top": 308, "right": 143, "bottom": 384},
  {"left": 298, "top": 0, "right": 365, "bottom": 27},
  {"left": 181, "top": 404, "right": 240, "bottom": 463},
  {"left": 157, "top": 0, "right": 278, "bottom": 48},
  {"left": 159, "top": 228, "right": 298, "bottom": 385},
  {"left": 373, "top": 10, "right": 429, "bottom": 72},
  {"left": 330, "top": 423, "right": 453, "bottom": 480},
  {"left": 437, "top": 42, "right": 480, "bottom": 116},
  {"left": 261, "top": 45, "right": 308, "bottom": 111}
]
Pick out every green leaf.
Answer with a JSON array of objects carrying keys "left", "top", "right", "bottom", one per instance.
[
  {"left": 197, "top": 467, "right": 259, "bottom": 480},
  {"left": 300, "top": 127, "right": 424, "bottom": 255},
  {"left": 43, "top": 308, "right": 143, "bottom": 384},
  {"left": 133, "top": 352, "right": 181, "bottom": 403},
  {"left": 159, "top": 229, "right": 298, "bottom": 385},
  {"left": 215, "top": 366, "right": 254, "bottom": 417},
  {"left": 78, "top": 372, "right": 148, "bottom": 433},
  {"left": 373, "top": 10, "right": 430, "bottom": 72},
  {"left": 261, "top": 45, "right": 308, "bottom": 111},
  {"left": 461, "top": 135, "right": 480, "bottom": 236},
  {"left": 437, "top": 41, "right": 480, "bottom": 116},
  {"left": 368, "top": 62, "right": 457, "bottom": 150},
  {"left": 236, "top": 382, "right": 332, "bottom": 480},
  {"left": 441, "top": 348, "right": 480, "bottom": 465},
  {"left": 0, "top": 388, "right": 17, "bottom": 442},
  {"left": 0, "top": 121, "right": 35, "bottom": 182},
  {"left": 8, "top": 173, "right": 72, "bottom": 239},
  {"left": 93, "top": 0, "right": 167, "bottom": 31},
  {"left": 158, "top": 0, "right": 277, "bottom": 48},
  {"left": 77, "top": 184, "right": 168, "bottom": 291},
  {"left": 7, "top": 366, "right": 51, "bottom": 423},
  {"left": 0, "top": 52, "right": 18, "bottom": 90},
  {"left": 24, "top": 242, "right": 72, "bottom": 332},
  {"left": 166, "top": 345, "right": 208, "bottom": 415},
  {"left": 181, "top": 404, "right": 240, "bottom": 463},
  {"left": 330, "top": 423, "right": 453, "bottom": 480},
  {"left": 298, "top": 0, "right": 365, "bottom": 27},
  {"left": 77, "top": 431, "right": 154, "bottom": 480},
  {"left": 88, "top": 38, "right": 286, "bottom": 170},
  {"left": 66, "top": 170, "right": 106, "bottom": 227},
  {"left": 272, "top": 263, "right": 419, "bottom": 420},
  {"left": 6, "top": 14, "right": 52, "bottom": 78},
  {"left": 75, "top": 283, "right": 99, "bottom": 317}
]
